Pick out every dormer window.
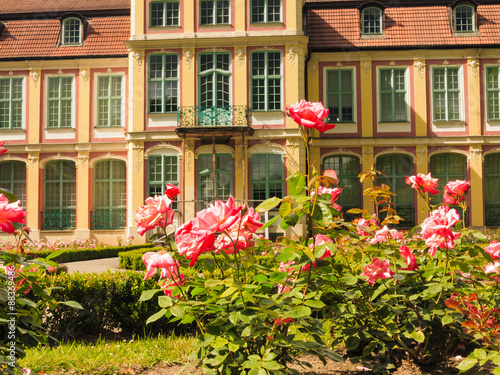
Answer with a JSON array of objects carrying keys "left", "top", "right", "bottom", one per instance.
[
  {"left": 62, "top": 17, "right": 82, "bottom": 45},
  {"left": 362, "top": 7, "right": 382, "bottom": 35},
  {"left": 454, "top": 4, "right": 475, "bottom": 33}
]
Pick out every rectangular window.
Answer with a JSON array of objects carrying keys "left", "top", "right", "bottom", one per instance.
[
  {"left": 487, "top": 67, "right": 500, "bottom": 121},
  {"left": 198, "top": 154, "right": 232, "bottom": 208},
  {"left": 251, "top": 154, "right": 283, "bottom": 207},
  {"left": 47, "top": 76, "right": 73, "bottom": 128},
  {"left": 200, "top": 0, "right": 230, "bottom": 25},
  {"left": 326, "top": 69, "right": 353, "bottom": 123},
  {"left": 150, "top": 1, "right": 180, "bottom": 27},
  {"left": 62, "top": 18, "right": 82, "bottom": 45},
  {"left": 97, "top": 76, "right": 123, "bottom": 127},
  {"left": 379, "top": 68, "right": 407, "bottom": 122},
  {"left": 251, "top": 51, "right": 282, "bottom": 111},
  {"left": 0, "top": 77, "right": 23, "bottom": 129},
  {"left": 148, "top": 155, "right": 179, "bottom": 209},
  {"left": 251, "top": 0, "right": 281, "bottom": 23},
  {"left": 433, "top": 67, "right": 461, "bottom": 121},
  {"left": 148, "top": 54, "right": 179, "bottom": 113}
]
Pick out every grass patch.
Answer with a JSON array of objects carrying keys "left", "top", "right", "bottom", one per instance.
[{"left": 19, "top": 334, "right": 195, "bottom": 374}]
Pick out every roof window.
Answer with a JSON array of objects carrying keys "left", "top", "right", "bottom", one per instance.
[
  {"left": 454, "top": 3, "right": 475, "bottom": 33},
  {"left": 361, "top": 6, "right": 383, "bottom": 35},
  {"left": 60, "top": 14, "right": 86, "bottom": 46}
]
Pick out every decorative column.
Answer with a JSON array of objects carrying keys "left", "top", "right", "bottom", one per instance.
[
  {"left": 234, "top": 46, "right": 247, "bottom": 107},
  {"left": 359, "top": 57, "right": 373, "bottom": 138},
  {"left": 416, "top": 145, "right": 429, "bottom": 224},
  {"left": 361, "top": 146, "right": 374, "bottom": 214},
  {"left": 285, "top": 44, "right": 303, "bottom": 129},
  {"left": 127, "top": 141, "right": 145, "bottom": 240},
  {"left": 75, "top": 150, "right": 90, "bottom": 238},
  {"left": 28, "top": 69, "right": 41, "bottom": 144},
  {"left": 467, "top": 54, "right": 481, "bottom": 136},
  {"left": 183, "top": 139, "right": 196, "bottom": 222},
  {"left": 78, "top": 67, "right": 90, "bottom": 143},
  {"left": 413, "top": 58, "right": 427, "bottom": 137},
  {"left": 469, "top": 145, "right": 484, "bottom": 228},
  {"left": 234, "top": 136, "right": 247, "bottom": 202},
  {"left": 286, "top": 137, "right": 305, "bottom": 239},
  {"left": 129, "top": 49, "right": 145, "bottom": 133},
  {"left": 26, "top": 152, "right": 40, "bottom": 239},
  {"left": 182, "top": 48, "right": 196, "bottom": 107}
]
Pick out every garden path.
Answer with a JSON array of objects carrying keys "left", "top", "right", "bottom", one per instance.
[{"left": 60, "top": 257, "right": 121, "bottom": 274}]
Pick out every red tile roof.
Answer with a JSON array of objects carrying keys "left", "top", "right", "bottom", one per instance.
[
  {"left": 0, "top": 0, "right": 129, "bottom": 14},
  {"left": 0, "top": 17, "right": 130, "bottom": 59},
  {"left": 306, "top": 5, "right": 500, "bottom": 50}
]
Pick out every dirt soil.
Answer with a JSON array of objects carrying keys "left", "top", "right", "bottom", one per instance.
[{"left": 131, "top": 354, "right": 493, "bottom": 375}]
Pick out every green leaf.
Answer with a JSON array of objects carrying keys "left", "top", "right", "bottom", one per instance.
[
  {"left": 302, "top": 247, "right": 316, "bottom": 263},
  {"left": 289, "top": 172, "right": 307, "bottom": 195},
  {"left": 259, "top": 214, "right": 280, "bottom": 231},
  {"left": 441, "top": 314, "right": 453, "bottom": 326},
  {"left": 170, "top": 305, "right": 184, "bottom": 318},
  {"left": 256, "top": 197, "right": 282, "bottom": 212},
  {"left": 146, "top": 308, "right": 167, "bottom": 324},
  {"left": 61, "top": 300, "right": 83, "bottom": 310},
  {"left": 473, "top": 349, "right": 487, "bottom": 360},
  {"left": 288, "top": 305, "right": 312, "bottom": 319},
  {"left": 304, "top": 300, "right": 326, "bottom": 309},
  {"left": 312, "top": 203, "right": 323, "bottom": 221},
  {"left": 345, "top": 336, "right": 360, "bottom": 350},
  {"left": 456, "top": 358, "right": 477, "bottom": 372},
  {"left": 205, "top": 279, "right": 223, "bottom": 288},
  {"left": 228, "top": 342, "right": 240, "bottom": 352},
  {"left": 262, "top": 361, "right": 283, "bottom": 371},
  {"left": 140, "top": 289, "right": 161, "bottom": 301},
  {"left": 279, "top": 201, "right": 292, "bottom": 217},
  {"left": 0, "top": 188, "right": 18, "bottom": 203},
  {"left": 411, "top": 331, "right": 425, "bottom": 343},
  {"left": 46, "top": 250, "right": 64, "bottom": 261},
  {"left": 220, "top": 287, "right": 238, "bottom": 299},
  {"left": 283, "top": 213, "right": 299, "bottom": 227},
  {"left": 158, "top": 296, "right": 173, "bottom": 308},
  {"left": 344, "top": 273, "right": 358, "bottom": 286}
]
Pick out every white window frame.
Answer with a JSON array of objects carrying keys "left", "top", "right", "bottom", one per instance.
[
  {"left": 0, "top": 76, "right": 26, "bottom": 131},
  {"left": 361, "top": 7, "right": 383, "bottom": 35},
  {"left": 94, "top": 72, "right": 125, "bottom": 128},
  {"left": 62, "top": 17, "right": 82, "bottom": 45},
  {"left": 45, "top": 74, "right": 76, "bottom": 130},
  {"left": 454, "top": 4, "right": 475, "bottom": 33}
]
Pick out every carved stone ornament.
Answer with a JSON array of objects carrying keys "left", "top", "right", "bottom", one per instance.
[
  {"left": 336, "top": 62, "right": 342, "bottom": 67},
  {"left": 129, "top": 49, "right": 144, "bottom": 72},
  {"left": 79, "top": 68, "right": 89, "bottom": 87},
  {"left": 235, "top": 46, "right": 246, "bottom": 66},
  {"left": 390, "top": 61, "right": 395, "bottom": 66},
  {"left": 362, "top": 61, "right": 371, "bottom": 80},
  {"left": 151, "top": 49, "right": 175, "bottom": 54},
  {"left": 132, "top": 143, "right": 144, "bottom": 173},
  {"left": 286, "top": 140, "right": 299, "bottom": 171},
  {"left": 385, "top": 146, "right": 404, "bottom": 153},
  {"left": 287, "top": 45, "right": 297, "bottom": 66},
  {"left": 468, "top": 58, "right": 479, "bottom": 78},
  {"left": 28, "top": 153, "right": 39, "bottom": 167},
  {"left": 443, "top": 60, "right": 449, "bottom": 66},
  {"left": 29, "top": 69, "right": 40, "bottom": 88},
  {"left": 185, "top": 148, "right": 193, "bottom": 172},
  {"left": 184, "top": 48, "right": 194, "bottom": 70},
  {"left": 416, "top": 146, "right": 427, "bottom": 164},
  {"left": 8, "top": 71, "right": 13, "bottom": 76},
  {"left": 202, "top": 47, "right": 228, "bottom": 53},
  {"left": 470, "top": 146, "right": 482, "bottom": 167},
  {"left": 77, "top": 153, "right": 89, "bottom": 168},
  {"left": 107, "top": 67, "right": 113, "bottom": 73},
  {"left": 310, "top": 61, "right": 318, "bottom": 73},
  {"left": 414, "top": 59, "right": 425, "bottom": 79}
]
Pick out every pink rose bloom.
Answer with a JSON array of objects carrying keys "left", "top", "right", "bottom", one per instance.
[
  {"left": 164, "top": 184, "right": 181, "bottom": 200},
  {"left": 405, "top": 173, "right": 439, "bottom": 195},
  {"left": 195, "top": 197, "right": 242, "bottom": 232},
  {"left": 362, "top": 258, "right": 394, "bottom": 285},
  {"left": 142, "top": 251, "right": 180, "bottom": 280},
  {"left": 420, "top": 205, "right": 460, "bottom": 256},
  {"left": 214, "top": 228, "right": 253, "bottom": 254},
  {"left": 135, "top": 195, "right": 175, "bottom": 236},
  {"left": 485, "top": 262, "right": 500, "bottom": 275},
  {"left": 238, "top": 206, "right": 264, "bottom": 233},
  {"left": 0, "top": 194, "right": 26, "bottom": 234},
  {"left": 369, "top": 226, "right": 402, "bottom": 244},
  {"left": 312, "top": 186, "right": 343, "bottom": 212},
  {"left": 285, "top": 100, "right": 335, "bottom": 133},
  {"left": 399, "top": 245, "right": 418, "bottom": 271},
  {"left": 444, "top": 180, "right": 470, "bottom": 197},
  {"left": 356, "top": 218, "right": 376, "bottom": 236},
  {"left": 0, "top": 141, "right": 7, "bottom": 155},
  {"left": 485, "top": 241, "right": 500, "bottom": 260},
  {"left": 443, "top": 192, "right": 459, "bottom": 205},
  {"left": 176, "top": 220, "right": 216, "bottom": 266}
]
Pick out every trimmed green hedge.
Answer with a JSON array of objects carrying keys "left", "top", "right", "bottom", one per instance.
[
  {"left": 38, "top": 270, "right": 188, "bottom": 340},
  {"left": 26, "top": 243, "right": 156, "bottom": 263}
]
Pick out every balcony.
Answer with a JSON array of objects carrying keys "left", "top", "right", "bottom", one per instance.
[
  {"left": 91, "top": 209, "right": 126, "bottom": 230},
  {"left": 42, "top": 209, "right": 76, "bottom": 230},
  {"left": 176, "top": 105, "right": 254, "bottom": 137}
]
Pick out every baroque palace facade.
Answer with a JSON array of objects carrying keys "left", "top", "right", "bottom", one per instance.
[{"left": 0, "top": 0, "right": 499, "bottom": 244}]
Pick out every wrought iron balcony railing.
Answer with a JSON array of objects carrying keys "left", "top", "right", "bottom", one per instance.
[
  {"left": 91, "top": 209, "right": 126, "bottom": 230},
  {"left": 177, "top": 105, "right": 251, "bottom": 128},
  {"left": 41, "top": 209, "right": 76, "bottom": 230}
]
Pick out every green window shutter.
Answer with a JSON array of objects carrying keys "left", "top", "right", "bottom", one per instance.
[{"left": 326, "top": 69, "right": 353, "bottom": 123}]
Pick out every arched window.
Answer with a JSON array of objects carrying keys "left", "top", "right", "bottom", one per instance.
[
  {"left": 484, "top": 154, "right": 500, "bottom": 226},
  {"left": 251, "top": 153, "right": 284, "bottom": 207},
  {"left": 43, "top": 160, "right": 76, "bottom": 230},
  {"left": 0, "top": 161, "right": 26, "bottom": 206},
  {"left": 92, "top": 160, "right": 126, "bottom": 230},
  {"left": 62, "top": 17, "right": 82, "bottom": 45},
  {"left": 362, "top": 7, "right": 382, "bottom": 35},
  {"left": 376, "top": 154, "right": 414, "bottom": 227},
  {"left": 454, "top": 4, "right": 475, "bottom": 33},
  {"left": 322, "top": 155, "right": 360, "bottom": 219}
]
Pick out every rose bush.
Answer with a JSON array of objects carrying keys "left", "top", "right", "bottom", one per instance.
[{"left": 139, "top": 102, "right": 500, "bottom": 374}]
